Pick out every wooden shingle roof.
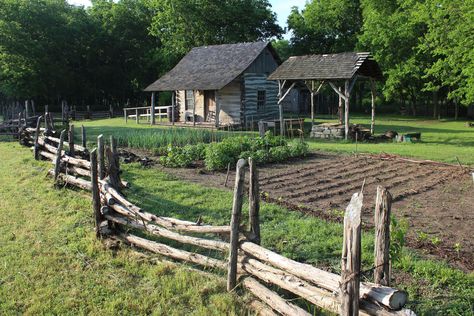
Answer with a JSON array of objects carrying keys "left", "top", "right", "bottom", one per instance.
[
  {"left": 144, "top": 42, "right": 277, "bottom": 91},
  {"left": 268, "top": 52, "right": 383, "bottom": 81}
]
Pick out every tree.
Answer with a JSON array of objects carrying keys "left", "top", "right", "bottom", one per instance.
[
  {"left": 148, "top": 0, "right": 283, "bottom": 56},
  {"left": 287, "top": 0, "right": 362, "bottom": 55}
]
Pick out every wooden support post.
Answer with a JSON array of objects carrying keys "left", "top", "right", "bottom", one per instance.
[
  {"left": 90, "top": 149, "right": 102, "bottom": 238},
  {"left": 338, "top": 86, "right": 343, "bottom": 125},
  {"left": 248, "top": 157, "right": 260, "bottom": 244},
  {"left": 374, "top": 186, "right": 392, "bottom": 286},
  {"left": 107, "top": 136, "right": 121, "bottom": 190},
  {"left": 370, "top": 80, "right": 376, "bottom": 135},
  {"left": 68, "top": 124, "right": 75, "bottom": 157},
  {"left": 135, "top": 108, "right": 139, "bottom": 124},
  {"left": 124, "top": 108, "right": 128, "bottom": 123},
  {"left": 340, "top": 191, "right": 363, "bottom": 316},
  {"left": 34, "top": 115, "right": 43, "bottom": 160},
  {"left": 31, "top": 100, "right": 36, "bottom": 116},
  {"left": 227, "top": 158, "right": 247, "bottom": 291},
  {"left": 25, "top": 100, "right": 29, "bottom": 119},
  {"left": 192, "top": 91, "right": 196, "bottom": 126},
  {"left": 97, "top": 134, "right": 105, "bottom": 180},
  {"left": 310, "top": 81, "right": 315, "bottom": 128},
  {"left": 215, "top": 90, "right": 220, "bottom": 128},
  {"left": 344, "top": 80, "right": 350, "bottom": 140},
  {"left": 53, "top": 130, "right": 66, "bottom": 181},
  {"left": 151, "top": 92, "right": 156, "bottom": 125},
  {"left": 171, "top": 91, "right": 176, "bottom": 125},
  {"left": 81, "top": 125, "right": 86, "bottom": 148}
]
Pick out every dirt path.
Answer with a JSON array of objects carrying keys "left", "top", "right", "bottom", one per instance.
[{"left": 158, "top": 152, "right": 474, "bottom": 272}]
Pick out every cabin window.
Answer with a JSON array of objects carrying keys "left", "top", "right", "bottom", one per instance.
[
  {"left": 257, "top": 90, "right": 266, "bottom": 109},
  {"left": 185, "top": 90, "right": 194, "bottom": 110}
]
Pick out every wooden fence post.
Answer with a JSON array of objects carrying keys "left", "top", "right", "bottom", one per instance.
[
  {"left": 97, "top": 134, "right": 105, "bottom": 180},
  {"left": 68, "top": 124, "right": 75, "bottom": 157},
  {"left": 248, "top": 157, "right": 261, "bottom": 245},
  {"left": 90, "top": 149, "right": 102, "bottom": 238},
  {"left": 53, "top": 130, "right": 66, "bottom": 181},
  {"left": 340, "top": 191, "right": 363, "bottom": 316},
  {"left": 81, "top": 125, "right": 86, "bottom": 148},
  {"left": 227, "top": 158, "right": 247, "bottom": 291},
  {"left": 374, "top": 186, "right": 392, "bottom": 286},
  {"left": 34, "top": 115, "right": 43, "bottom": 160},
  {"left": 107, "top": 136, "right": 121, "bottom": 190}
]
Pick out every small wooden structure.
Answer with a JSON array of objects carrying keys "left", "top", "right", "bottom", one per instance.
[
  {"left": 144, "top": 42, "right": 289, "bottom": 128},
  {"left": 268, "top": 52, "right": 383, "bottom": 139}
]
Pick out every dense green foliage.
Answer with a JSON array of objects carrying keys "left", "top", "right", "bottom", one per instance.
[
  {"left": 0, "top": 0, "right": 281, "bottom": 108},
  {"left": 288, "top": 0, "right": 474, "bottom": 113},
  {"left": 159, "top": 132, "right": 309, "bottom": 170}
]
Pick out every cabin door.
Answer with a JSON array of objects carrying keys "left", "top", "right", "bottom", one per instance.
[{"left": 204, "top": 90, "right": 216, "bottom": 122}]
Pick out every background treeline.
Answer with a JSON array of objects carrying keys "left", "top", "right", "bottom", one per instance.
[{"left": 0, "top": 0, "right": 473, "bottom": 117}]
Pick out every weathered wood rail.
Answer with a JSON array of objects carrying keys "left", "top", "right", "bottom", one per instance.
[{"left": 18, "top": 127, "right": 414, "bottom": 316}]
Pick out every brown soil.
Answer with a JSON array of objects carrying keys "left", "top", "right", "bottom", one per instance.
[{"left": 159, "top": 152, "right": 474, "bottom": 272}]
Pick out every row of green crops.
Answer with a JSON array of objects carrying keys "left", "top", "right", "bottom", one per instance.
[
  {"left": 113, "top": 128, "right": 241, "bottom": 153},
  {"left": 160, "top": 132, "right": 309, "bottom": 170}
]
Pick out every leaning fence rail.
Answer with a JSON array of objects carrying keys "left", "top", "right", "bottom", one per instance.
[{"left": 19, "top": 127, "right": 415, "bottom": 316}]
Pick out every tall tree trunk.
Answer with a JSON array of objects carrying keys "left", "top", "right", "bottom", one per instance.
[
  {"left": 454, "top": 101, "right": 459, "bottom": 120},
  {"left": 432, "top": 91, "right": 438, "bottom": 119}
]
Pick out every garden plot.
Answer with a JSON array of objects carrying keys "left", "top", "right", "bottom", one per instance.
[{"left": 162, "top": 152, "right": 474, "bottom": 271}]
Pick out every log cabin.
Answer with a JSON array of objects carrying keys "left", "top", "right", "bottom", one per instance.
[{"left": 144, "top": 42, "right": 284, "bottom": 127}]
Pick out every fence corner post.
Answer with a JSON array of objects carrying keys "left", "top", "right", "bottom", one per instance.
[
  {"left": 81, "top": 125, "right": 86, "bottom": 148},
  {"left": 33, "top": 115, "right": 43, "bottom": 160},
  {"left": 68, "top": 124, "right": 75, "bottom": 157},
  {"left": 106, "top": 135, "right": 121, "bottom": 191},
  {"left": 374, "top": 186, "right": 392, "bottom": 286},
  {"left": 97, "top": 134, "right": 105, "bottom": 180},
  {"left": 53, "top": 130, "right": 66, "bottom": 181},
  {"left": 227, "top": 158, "right": 247, "bottom": 291},
  {"left": 340, "top": 191, "right": 363, "bottom": 316},
  {"left": 248, "top": 157, "right": 261, "bottom": 245},
  {"left": 90, "top": 148, "right": 102, "bottom": 238}
]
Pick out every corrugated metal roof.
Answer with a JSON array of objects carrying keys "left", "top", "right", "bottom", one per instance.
[
  {"left": 144, "top": 42, "right": 274, "bottom": 91},
  {"left": 267, "top": 52, "right": 383, "bottom": 81}
]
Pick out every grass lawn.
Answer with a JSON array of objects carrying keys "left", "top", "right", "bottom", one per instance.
[
  {"left": 303, "top": 114, "right": 474, "bottom": 166},
  {"left": 0, "top": 142, "right": 247, "bottom": 315},
  {"left": 0, "top": 142, "right": 472, "bottom": 314},
  {"left": 76, "top": 114, "right": 474, "bottom": 165}
]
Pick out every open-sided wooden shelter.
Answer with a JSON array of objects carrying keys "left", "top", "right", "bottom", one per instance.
[
  {"left": 268, "top": 52, "right": 383, "bottom": 139},
  {"left": 144, "top": 42, "right": 283, "bottom": 127}
]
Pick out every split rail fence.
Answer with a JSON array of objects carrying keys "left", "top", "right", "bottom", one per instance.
[{"left": 19, "top": 125, "right": 414, "bottom": 316}]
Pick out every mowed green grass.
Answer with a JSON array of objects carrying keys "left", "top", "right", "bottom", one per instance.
[
  {"left": 0, "top": 143, "right": 246, "bottom": 315},
  {"left": 1, "top": 142, "right": 472, "bottom": 315},
  {"left": 303, "top": 114, "right": 474, "bottom": 165},
  {"left": 77, "top": 115, "right": 474, "bottom": 165}
]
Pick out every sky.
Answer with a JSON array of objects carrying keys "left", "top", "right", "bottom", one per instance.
[{"left": 66, "top": 0, "right": 307, "bottom": 39}]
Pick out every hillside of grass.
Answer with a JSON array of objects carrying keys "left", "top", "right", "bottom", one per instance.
[
  {"left": 0, "top": 142, "right": 472, "bottom": 314},
  {"left": 77, "top": 115, "right": 474, "bottom": 165},
  {"left": 0, "top": 143, "right": 246, "bottom": 315}
]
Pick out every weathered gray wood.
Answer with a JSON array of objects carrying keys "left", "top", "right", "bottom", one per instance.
[
  {"left": 171, "top": 91, "right": 176, "bottom": 125},
  {"left": 34, "top": 115, "right": 43, "bottom": 160},
  {"left": 214, "top": 90, "right": 219, "bottom": 127},
  {"left": 340, "top": 192, "right": 363, "bottom": 316},
  {"left": 339, "top": 86, "right": 343, "bottom": 124},
  {"left": 81, "top": 125, "right": 86, "bottom": 148},
  {"left": 97, "top": 135, "right": 105, "bottom": 180},
  {"left": 104, "top": 213, "right": 229, "bottom": 251},
  {"left": 227, "top": 158, "right": 247, "bottom": 291},
  {"left": 90, "top": 149, "right": 101, "bottom": 238},
  {"left": 47, "top": 169, "right": 92, "bottom": 191},
  {"left": 151, "top": 92, "right": 156, "bottom": 125},
  {"left": 106, "top": 146, "right": 120, "bottom": 190},
  {"left": 248, "top": 300, "right": 278, "bottom": 316},
  {"left": 118, "top": 232, "right": 227, "bottom": 270},
  {"left": 100, "top": 180, "right": 231, "bottom": 234},
  {"left": 44, "top": 136, "right": 86, "bottom": 153},
  {"left": 53, "top": 130, "right": 66, "bottom": 181},
  {"left": 370, "top": 80, "right": 376, "bottom": 135},
  {"left": 242, "top": 277, "right": 311, "bottom": 316},
  {"left": 248, "top": 157, "right": 260, "bottom": 244},
  {"left": 68, "top": 124, "right": 75, "bottom": 157},
  {"left": 374, "top": 186, "right": 392, "bottom": 286},
  {"left": 344, "top": 80, "right": 350, "bottom": 140}
]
